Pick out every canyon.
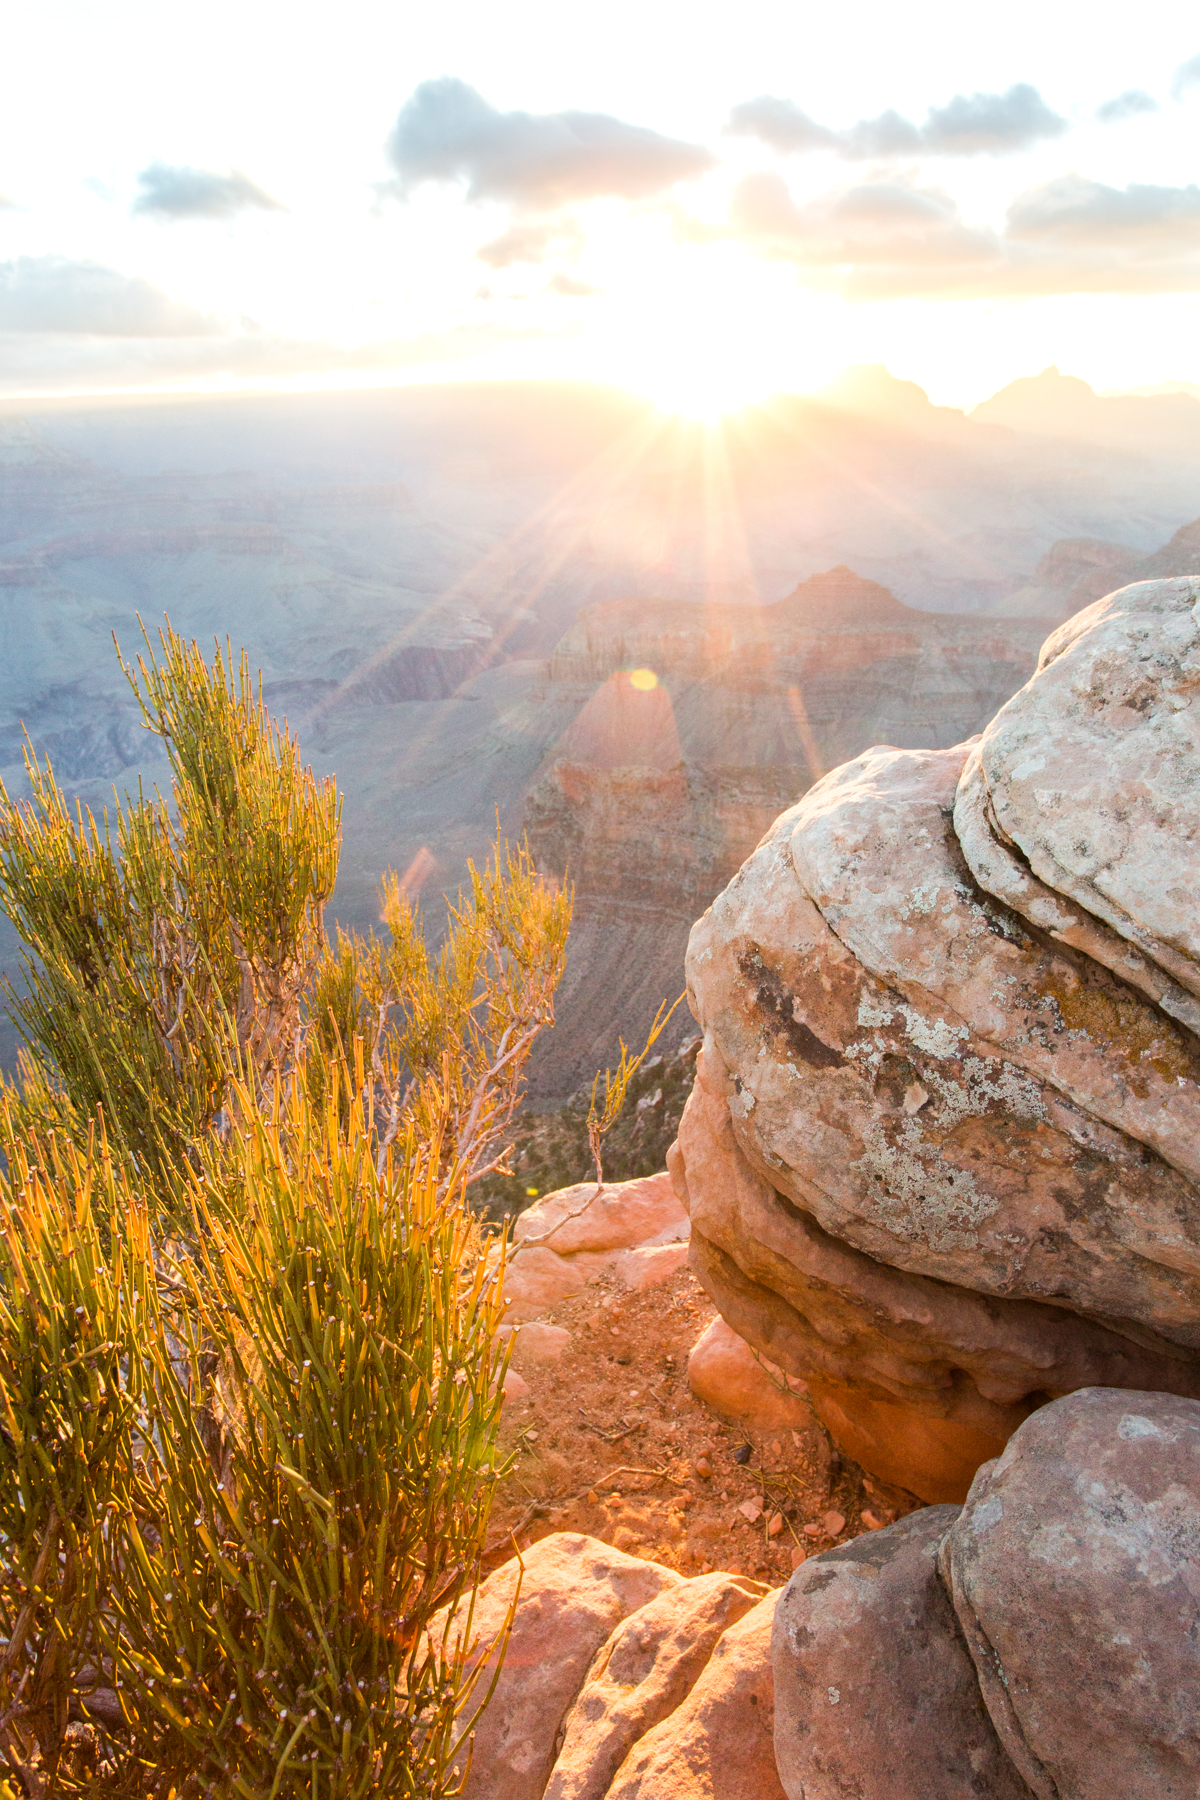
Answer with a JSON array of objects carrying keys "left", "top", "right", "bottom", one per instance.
[{"left": 3, "top": 369, "right": 1200, "bottom": 1085}]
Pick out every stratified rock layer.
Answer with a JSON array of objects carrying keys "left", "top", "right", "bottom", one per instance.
[{"left": 676, "top": 578, "right": 1200, "bottom": 1500}]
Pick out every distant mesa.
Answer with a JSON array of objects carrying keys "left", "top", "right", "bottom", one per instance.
[
  {"left": 776, "top": 564, "right": 915, "bottom": 626},
  {"left": 973, "top": 362, "right": 1200, "bottom": 452}
]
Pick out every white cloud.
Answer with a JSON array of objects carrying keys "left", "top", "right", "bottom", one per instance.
[
  {"left": 133, "top": 163, "right": 283, "bottom": 220},
  {"left": 385, "top": 77, "right": 715, "bottom": 209},
  {"left": 475, "top": 216, "right": 585, "bottom": 268},
  {"left": 1170, "top": 52, "right": 1200, "bottom": 101},
  {"left": 1094, "top": 89, "right": 1160, "bottom": 124},
  {"left": 727, "top": 82, "right": 1068, "bottom": 159},
  {"left": 724, "top": 171, "right": 1200, "bottom": 299},
  {"left": 0, "top": 256, "right": 219, "bottom": 335},
  {"left": 1006, "top": 175, "right": 1200, "bottom": 247}
]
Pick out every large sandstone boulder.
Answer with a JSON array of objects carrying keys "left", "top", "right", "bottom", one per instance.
[
  {"left": 675, "top": 577, "right": 1200, "bottom": 1500},
  {"left": 456, "top": 1537, "right": 784, "bottom": 1800},
  {"left": 604, "top": 1591, "right": 786, "bottom": 1800},
  {"left": 686, "top": 1317, "right": 818, "bottom": 1436},
  {"left": 940, "top": 1388, "right": 1200, "bottom": 1799},
  {"left": 771, "top": 1387, "right": 1200, "bottom": 1800},
  {"left": 501, "top": 1173, "right": 689, "bottom": 1320},
  {"left": 446, "top": 1534, "right": 679, "bottom": 1800},
  {"left": 546, "top": 1571, "right": 767, "bottom": 1800},
  {"left": 772, "top": 1508, "right": 1028, "bottom": 1800}
]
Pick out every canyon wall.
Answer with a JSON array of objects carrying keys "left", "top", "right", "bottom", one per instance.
[{"left": 524, "top": 569, "right": 1046, "bottom": 1094}]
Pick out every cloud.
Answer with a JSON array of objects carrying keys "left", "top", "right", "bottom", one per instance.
[
  {"left": 0, "top": 256, "right": 218, "bottom": 335},
  {"left": 475, "top": 216, "right": 585, "bottom": 268},
  {"left": 725, "top": 97, "right": 836, "bottom": 155},
  {"left": 386, "top": 77, "right": 715, "bottom": 209},
  {"left": 545, "top": 271, "right": 599, "bottom": 297},
  {"left": 724, "top": 170, "right": 1200, "bottom": 298},
  {"left": 729, "top": 171, "right": 997, "bottom": 268},
  {"left": 1095, "top": 89, "right": 1160, "bottom": 123},
  {"left": 727, "top": 82, "right": 1067, "bottom": 159},
  {"left": 1006, "top": 175, "right": 1200, "bottom": 246},
  {"left": 919, "top": 84, "right": 1068, "bottom": 154},
  {"left": 1171, "top": 52, "right": 1200, "bottom": 100},
  {"left": 133, "top": 162, "right": 283, "bottom": 220}
]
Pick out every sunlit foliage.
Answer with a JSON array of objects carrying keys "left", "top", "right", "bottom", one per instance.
[{"left": 0, "top": 624, "right": 571, "bottom": 1796}]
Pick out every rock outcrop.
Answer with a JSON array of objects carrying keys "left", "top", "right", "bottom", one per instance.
[
  {"left": 772, "top": 1508, "right": 1027, "bottom": 1800},
  {"left": 772, "top": 1387, "right": 1200, "bottom": 1800},
  {"left": 499, "top": 1172, "right": 689, "bottom": 1320},
  {"left": 463, "top": 1391, "right": 1200, "bottom": 1798},
  {"left": 449, "top": 1535, "right": 783, "bottom": 1800},
  {"left": 673, "top": 577, "right": 1200, "bottom": 1500}
]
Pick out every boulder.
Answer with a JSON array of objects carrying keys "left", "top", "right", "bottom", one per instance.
[
  {"left": 940, "top": 1387, "right": 1200, "bottom": 1800},
  {"left": 501, "top": 1174, "right": 690, "bottom": 1320},
  {"left": 501, "top": 1246, "right": 614, "bottom": 1322},
  {"left": 444, "top": 1534, "right": 679, "bottom": 1800},
  {"left": 771, "top": 1508, "right": 1028, "bottom": 1800},
  {"left": 604, "top": 1591, "right": 787, "bottom": 1800},
  {"left": 546, "top": 1571, "right": 767, "bottom": 1800},
  {"left": 678, "top": 579, "right": 1200, "bottom": 1500},
  {"left": 510, "top": 1323, "right": 573, "bottom": 1365},
  {"left": 513, "top": 1173, "right": 688, "bottom": 1257},
  {"left": 612, "top": 1241, "right": 690, "bottom": 1291},
  {"left": 686, "top": 1317, "right": 818, "bottom": 1436},
  {"left": 966, "top": 578, "right": 1200, "bottom": 1009},
  {"left": 673, "top": 1056, "right": 1195, "bottom": 1501}
]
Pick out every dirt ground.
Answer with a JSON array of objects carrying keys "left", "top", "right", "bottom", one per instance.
[{"left": 483, "top": 1259, "right": 920, "bottom": 1580}]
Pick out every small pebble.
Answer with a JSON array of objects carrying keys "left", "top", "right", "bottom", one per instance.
[
  {"left": 767, "top": 1513, "right": 784, "bottom": 1537},
  {"left": 790, "top": 1545, "right": 807, "bottom": 1569},
  {"left": 694, "top": 1456, "right": 712, "bottom": 1479},
  {"left": 822, "top": 1510, "right": 846, "bottom": 1536},
  {"left": 733, "top": 1443, "right": 752, "bottom": 1465}
]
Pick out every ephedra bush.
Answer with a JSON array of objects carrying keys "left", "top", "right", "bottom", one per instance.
[{"left": 0, "top": 626, "right": 571, "bottom": 1798}]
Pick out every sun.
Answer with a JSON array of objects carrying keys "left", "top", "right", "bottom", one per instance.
[{"left": 638, "top": 360, "right": 777, "bottom": 421}]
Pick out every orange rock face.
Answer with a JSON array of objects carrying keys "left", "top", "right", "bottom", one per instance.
[{"left": 686, "top": 1318, "right": 815, "bottom": 1437}]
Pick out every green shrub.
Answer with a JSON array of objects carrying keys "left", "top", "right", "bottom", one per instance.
[{"left": 0, "top": 624, "right": 571, "bottom": 1796}]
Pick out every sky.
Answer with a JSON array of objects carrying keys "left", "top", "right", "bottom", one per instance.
[{"left": 2, "top": 0, "right": 1200, "bottom": 410}]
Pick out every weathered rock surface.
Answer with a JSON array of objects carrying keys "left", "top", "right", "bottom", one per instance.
[
  {"left": 964, "top": 577, "right": 1200, "bottom": 1010},
  {"left": 603, "top": 1591, "right": 786, "bottom": 1800},
  {"left": 671, "top": 1052, "right": 1198, "bottom": 1501},
  {"left": 457, "top": 1538, "right": 784, "bottom": 1800},
  {"left": 940, "top": 1388, "right": 1200, "bottom": 1800},
  {"left": 678, "top": 578, "right": 1200, "bottom": 1500},
  {"left": 687, "top": 1317, "right": 820, "bottom": 1437},
  {"left": 772, "top": 1507, "right": 1029, "bottom": 1800},
  {"left": 448, "top": 1534, "right": 679, "bottom": 1800},
  {"left": 500, "top": 1173, "right": 689, "bottom": 1320},
  {"left": 546, "top": 1571, "right": 767, "bottom": 1800}
]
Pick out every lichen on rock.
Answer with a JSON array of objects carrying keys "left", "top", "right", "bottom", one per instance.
[{"left": 675, "top": 578, "right": 1200, "bottom": 1501}]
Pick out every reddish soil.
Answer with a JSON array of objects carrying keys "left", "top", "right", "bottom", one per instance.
[{"left": 483, "top": 1261, "right": 920, "bottom": 1579}]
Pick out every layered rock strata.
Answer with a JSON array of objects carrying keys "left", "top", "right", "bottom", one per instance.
[{"left": 672, "top": 577, "right": 1200, "bottom": 1499}]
